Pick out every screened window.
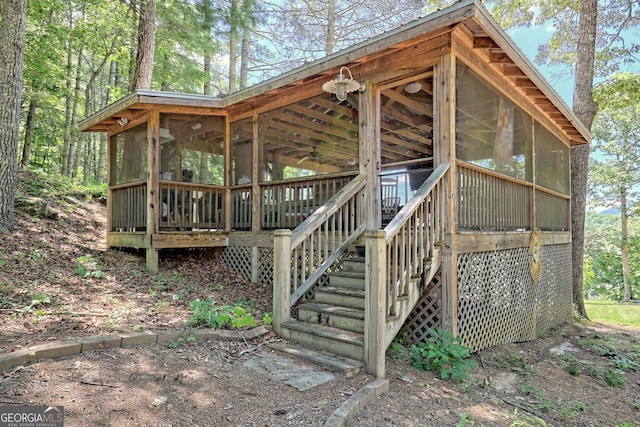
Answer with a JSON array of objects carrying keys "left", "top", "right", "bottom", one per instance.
[
  {"left": 456, "top": 62, "right": 532, "bottom": 182},
  {"left": 258, "top": 92, "right": 359, "bottom": 182},
  {"left": 159, "top": 114, "right": 225, "bottom": 185},
  {"left": 535, "top": 122, "right": 569, "bottom": 195},
  {"left": 111, "top": 123, "right": 148, "bottom": 186}
]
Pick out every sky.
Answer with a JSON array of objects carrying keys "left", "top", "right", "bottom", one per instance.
[{"left": 506, "top": 23, "right": 640, "bottom": 108}]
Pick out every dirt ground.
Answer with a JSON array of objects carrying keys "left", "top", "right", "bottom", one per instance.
[{"left": 1, "top": 173, "right": 640, "bottom": 426}]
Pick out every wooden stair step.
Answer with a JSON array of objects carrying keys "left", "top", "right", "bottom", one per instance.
[
  {"left": 268, "top": 342, "right": 363, "bottom": 378},
  {"left": 342, "top": 257, "right": 366, "bottom": 273},
  {"left": 298, "top": 302, "right": 365, "bottom": 333},
  {"left": 329, "top": 271, "right": 365, "bottom": 289},
  {"left": 280, "top": 320, "right": 364, "bottom": 360},
  {"left": 299, "top": 302, "right": 364, "bottom": 320},
  {"left": 315, "top": 286, "right": 365, "bottom": 309}
]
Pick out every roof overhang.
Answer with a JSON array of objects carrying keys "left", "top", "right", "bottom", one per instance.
[{"left": 78, "top": 0, "right": 590, "bottom": 145}]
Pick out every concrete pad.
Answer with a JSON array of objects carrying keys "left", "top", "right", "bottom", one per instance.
[{"left": 243, "top": 352, "right": 335, "bottom": 391}]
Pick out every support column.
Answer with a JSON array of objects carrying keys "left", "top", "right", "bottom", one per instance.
[
  {"left": 272, "top": 229, "right": 292, "bottom": 335},
  {"left": 435, "top": 53, "right": 458, "bottom": 335},
  {"left": 146, "top": 110, "right": 160, "bottom": 272},
  {"left": 365, "top": 230, "right": 386, "bottom": 378}
]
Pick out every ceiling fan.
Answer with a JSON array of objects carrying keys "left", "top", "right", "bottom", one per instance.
[{"left": 297, "top": 147, "right": 321, "bottom": 164}]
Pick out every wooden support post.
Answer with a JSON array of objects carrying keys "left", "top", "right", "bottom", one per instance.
[
  {"left": 359, "top": 81, "right": 380, "bottom": 230},
  {"left": 272, "top": 229, "right": 292, "bottom": 335},
  {"left": 365, "top": 230, "right": 386, "bottom": 378},
  {"left": 435, "top": 52, "right": 458, "bottom": 335},
  {"left": 146, "top": 111, "right": 160, "bottom": 272},
  {"left": 251, "top": 114, "right": 260, "bottom": 282}
]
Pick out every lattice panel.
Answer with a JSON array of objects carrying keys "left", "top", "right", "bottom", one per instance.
[
  {"left": 535, "top": 244, "right": 572, "bottom": 334},
  {"left": 455, "top": 244, "right": 572, "bottom": 351},
  {"left": 457, "top": 248, "right": 536, "bottom": 351},
  {"left": 257, "top": 248, "right": 274, "bottom": 285},
  {"left": 220, "top": 246, "right": 253, "bottom": 282},
  {"left": 401, "top": 272, "right": 442, "bottom": 343}
]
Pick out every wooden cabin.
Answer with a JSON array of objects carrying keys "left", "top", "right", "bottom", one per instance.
[{"left": 79, "top": 0, "right": 590, "bottom": 377}]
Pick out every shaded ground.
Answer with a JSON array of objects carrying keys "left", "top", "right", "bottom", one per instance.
[{"left": 1, "top": 172, "right": 640, "bottom": 426}]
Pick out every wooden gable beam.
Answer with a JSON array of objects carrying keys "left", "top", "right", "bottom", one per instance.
[{"left": 473, "top": 36, "right": 498, "bottom": 49}]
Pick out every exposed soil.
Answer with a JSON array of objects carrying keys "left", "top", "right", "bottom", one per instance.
[{"left": 1, "top": 172, "right": 639, "bottom": 426}]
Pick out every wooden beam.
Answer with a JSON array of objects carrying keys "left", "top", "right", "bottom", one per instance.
[
  {"left": 488, "top": 50, "right": 512, "bottom": 64},
  {"left": 473, "top": 36, "right": 498, "bottom": 49}
]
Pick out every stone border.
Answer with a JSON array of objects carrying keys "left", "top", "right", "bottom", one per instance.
[
  {"left": 324, "top": 378, "right": 389, "bottom": 426},
  {"left": 0, "top": 326, "right": 388, "bottom": 425},
  {"left": 0, "top": 326, "right": 270, "bottom": 372}
]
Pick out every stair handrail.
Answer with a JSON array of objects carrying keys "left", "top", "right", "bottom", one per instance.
[
  {"left": 290, "top": 173, "right": 366, "bottom": 248},
  {"left": 273, "top": 174, "right": 367, "bottom": 335},
  {"left": 365, "top": 162, "right": 449, "bottom": 377},
  {"left": 384, "top": 162, "right": 449, "bottom": 241}
]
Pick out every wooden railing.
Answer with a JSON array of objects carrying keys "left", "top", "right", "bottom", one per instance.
[
  {"left": 231, "top": 185, "right": 252, "bottom": 230},
  {"left": 261, "top": 172, "right": 356, "bottom": 230},
  {"left": 456, "top": 162, "right": 531, "bottom": 231},
  {"left": 273, "top": 174, "right": 367, "bottom": 332},
  {"left": 535, "top": 187, "right": 570, "bottom": 231},
  {"left": 365, "top": 163, "right": 449, "bottom": 377},
  {"left": 159, "top": 181, "right": 225, "bottom": 230},
  {"left": 110, "top": 181, "right": 147, "bottom": 231}
]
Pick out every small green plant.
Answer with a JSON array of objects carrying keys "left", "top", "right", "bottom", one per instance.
[
  {"left": 507, "top": 409, "right": 547, "bottom": 426},
  {"left": 564, "top": 362, "right": 579, "bottom": 376},
  {"left": 456, "top": 413, "right": 474, "bottom": 426},
  {"left": 388, "top": 342, "right": 410, "bottom": 361},
  {"left": 605, "top": 369, "right": 627, "bottom": 388},
  {"left": 187, "top": 298, "right": 257, "bottom": 329},
  {"left": 410, "top": 328, "right": 477, "bottom": 383},
  {"left": 75, "top": 254, "right": 107, "bottom": 279},
  {"left": 0, "top": 257, "right": 6, "bottom": 268},
  {"left": 262, "top": 312, "right": 273, "bottom": 325}
]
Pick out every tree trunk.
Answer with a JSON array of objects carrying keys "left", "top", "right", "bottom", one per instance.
[
  {"left": 620, "top": 189, "right": 632, "bottom": 302},
  {"left": 0, "top": 0, "right": 27, "bottom": 234},
  {"left": 571, "top": 0, "right": 599, "bottom": 319},
  {"left": 61, "top": 36, "right": 74, "bottom": 177},
  {"left": 129, "top": 0, "right": 156, "bottom": 91},
  {"left": 326, "top": 0, "right": 336, "bottom": 55},
  {"left": 228, "top": 0, "right": 240, "bottom": 93},
  {"left": 20, "top": 98, "right": 37, "bottom": 169},
  {"left": 240, "top": 25, "right": 250, "bottom": 89}
]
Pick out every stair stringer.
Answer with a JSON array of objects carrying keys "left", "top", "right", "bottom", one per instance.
[{"left": 384, "top": 249, "right": 442, "bottom": 349}]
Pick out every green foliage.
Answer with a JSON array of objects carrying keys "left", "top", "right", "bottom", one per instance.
[
  {"left": 455, "top": 413, "right": 474, "bottom": 426},
  {"left": 75, "top": 254, "right": 107, "bottom": 279},
  {"left": 410, "top": 328, "right": 477, "bottom": 383},
  {"left": 605, "top": 369, "right": 627, "bottom": 388},
  {"left": 187, "top": 298, "right": 257, "bottom": 329},
  {"left": 262, "top": 312, "right": 273, "bottom": 325}
]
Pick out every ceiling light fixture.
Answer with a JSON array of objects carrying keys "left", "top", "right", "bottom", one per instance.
[
  {"left": 322, "top": 66, "right": 362, "bottom": 102},
  {"left": 404, "top": 81, "right": 422, "bottom": 94},
  {"left": 116, "top": 117, "right": 129, "bottom": 126}
]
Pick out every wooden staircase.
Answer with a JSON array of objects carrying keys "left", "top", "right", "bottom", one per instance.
[{"left": 271, "top": 254, "right": 367, "bottom": 377}]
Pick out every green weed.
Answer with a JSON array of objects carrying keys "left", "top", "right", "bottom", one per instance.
[
  {"left": 410, "top": 328, "right": 477, "bottom": 383},
  {"left": 187, "top": 298, "right": 257, "bottom": 329}
]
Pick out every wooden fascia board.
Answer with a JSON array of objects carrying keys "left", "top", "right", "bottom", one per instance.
[
  {"left": 470, "top": 4, "right": 592, "bottom": 145},
  {"left": 78, "top": 92, "right": 139, "bottom": 132}
]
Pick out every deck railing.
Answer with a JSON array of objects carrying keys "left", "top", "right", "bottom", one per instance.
[
  {"left": 110, "top": 181, "right": 147, "bottom": 231},
  {"left": 261, "top": 172, "right": 356, "bottom": 230},
  {"left": 159, "top": 181, "right": 225, "bottom": 230},
  {"left": 273, "top": 174, "right": 366, "bottom": 332},
  {"left": 231, "top": 185, "right": 252, "bottom": 230},
  {"left": 456, "top": 162, "right": 531, "bottom": 231},
  {"left": 535, "top": 187, "right": 570, "bottom": 231}
]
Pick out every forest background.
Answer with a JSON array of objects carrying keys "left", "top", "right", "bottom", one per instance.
[{"left": 1, "top": 0, "right": 640, "bottom": 308}]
